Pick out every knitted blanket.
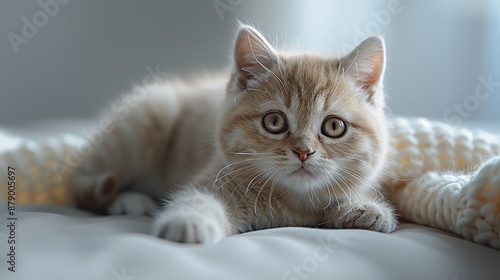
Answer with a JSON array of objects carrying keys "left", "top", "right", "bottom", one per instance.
[
  {"left": 386, "top": 118, "right": 500, "bottom": 249},
  {"left": 1, "top": 118, "right": 499, "bottom": 249}
]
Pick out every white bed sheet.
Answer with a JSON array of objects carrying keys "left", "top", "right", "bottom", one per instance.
[{"left": 1, "top": 205, "right": 500, "bottom": 280}]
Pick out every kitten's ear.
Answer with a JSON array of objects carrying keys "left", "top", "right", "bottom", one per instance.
[
  {"left": 233, "top": 24, "right": 279, "bottom": 89},
  {"left": 340, "top": 36, "right": 386, "bottom": 98}
]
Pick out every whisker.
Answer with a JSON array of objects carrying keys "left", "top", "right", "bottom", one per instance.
[
  {"left": 268, "top": 168, "right": 286, "bottom": 218},
  {"left": 245, "top": 165, "right": 276, "bottom": 193},
  {"left": 338, "top": 167, "right": 384, "bottom": 201},
  {"left": 212, "top": 158, "right": 267, "bottom": 188},
  {"left": 332, "top": 172, "right": 354, "bottom": 205},
  {"left": 322, "top": 174, "right": 338, "bottom": 210},
  {"left": 254, "top": 166, "right": 281, "bottom": 216},
  {"left": 231, "top": 165, "right": 276, "bottom": 217},
  {"left": 214, "top": 161, "right": 273, "bottom": 195},
  {"left": 213, "top": 162, "right": 270, "bottom": 192},
  {"left": 310, "top": 187, "right": 322, "bottom": 209}
]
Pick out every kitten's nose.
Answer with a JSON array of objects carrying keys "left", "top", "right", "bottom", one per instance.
[{"left": 292, "top": 148, "right": 315, "bottom": 162}]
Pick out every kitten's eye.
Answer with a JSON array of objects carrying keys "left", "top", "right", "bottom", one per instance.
[
  {"left": 262, "top": 112, "right": 288, "bottom": 134},
  {"left": 321, "top": 116, "right": 347, "bottom": 138}
]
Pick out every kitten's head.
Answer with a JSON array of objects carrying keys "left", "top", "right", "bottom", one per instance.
[{"left": 217, "top": 24, "right": 388, "bottom": 197}]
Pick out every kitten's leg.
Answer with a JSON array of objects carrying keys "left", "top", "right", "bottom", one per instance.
[
  {"left": 70, "top": 172, "right": 121, "bottom": 211},
  {"left": 68, "top": 89, "right": 180, "bottom": 213},
  {"left": 325, "top": 198, "right": 398, "bottom": 233},
  {"left": 152, "top": 188, "right": 233, "bottom": 244}
]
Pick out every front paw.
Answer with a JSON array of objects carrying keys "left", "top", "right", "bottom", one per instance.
[
  {"left": 332, "top": 202, "right": 397, "bottom": 233},
  {"left": 152, "top": 211, "right": 227, "bottom": 244},
  {"left": 107, "top": 192, "right": 156, "bottom": 216}
]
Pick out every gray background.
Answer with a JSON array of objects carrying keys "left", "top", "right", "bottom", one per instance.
[{"left": 1, "top": 0, "right": 499, "bottom": 127}]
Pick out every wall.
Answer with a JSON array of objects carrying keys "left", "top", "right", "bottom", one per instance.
[{"left": 1, "top": 0, "right": 498, "bottom": 127}]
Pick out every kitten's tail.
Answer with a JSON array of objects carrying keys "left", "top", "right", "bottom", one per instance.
[{"left": 0, "top": 132, "right": 83, "bottom": 206}]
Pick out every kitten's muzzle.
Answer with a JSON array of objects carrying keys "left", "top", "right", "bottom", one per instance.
[{"left": 292, "top": 148, "right": 315, "bottom": 162}]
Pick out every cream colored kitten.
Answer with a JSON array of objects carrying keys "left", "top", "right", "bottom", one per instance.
[{"left": 70, "top": 24, "right": 397, "bottom": 243}]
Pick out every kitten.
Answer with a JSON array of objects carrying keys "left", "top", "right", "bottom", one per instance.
[{"left": 71, "top": 24, "right": 397, "bottom": 243}]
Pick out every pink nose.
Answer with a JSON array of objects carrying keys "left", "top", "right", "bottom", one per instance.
[{"left": 293, "top": 148, "right": 315, "bottom": 162}]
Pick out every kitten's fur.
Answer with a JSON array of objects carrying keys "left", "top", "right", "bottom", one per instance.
[{"left": 71, "top": 24, "right": 397, "bottom": 243}]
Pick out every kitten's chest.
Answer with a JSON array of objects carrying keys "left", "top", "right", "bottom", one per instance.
[
  {"left": 216, "top": 181, "right": 329, "bottom": 232},
  {"left": 236, "top": 200, "right": 329, "bottom": 233}
]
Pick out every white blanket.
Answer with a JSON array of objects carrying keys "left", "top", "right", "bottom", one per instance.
[{"left": 1, "top": 205, "right": 500, "bottom": 280}]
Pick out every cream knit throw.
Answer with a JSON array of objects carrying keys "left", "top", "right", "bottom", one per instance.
[
  {"left": 386, "top": 118, "right": 500, "bottom": 249},
  {"left": 1, "top": 117, "right": 499, "bottom": 249}
]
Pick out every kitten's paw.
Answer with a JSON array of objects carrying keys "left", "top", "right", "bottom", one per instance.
[
  {"left": 107, "top": 192, "right": 156, "bottom": 215},
  {"left": 152, "top": 211, "right": 226, "bottom": 244},
  {"left": 333, "top": 202, "right": 397, "bottom": 233},
  {"left": 73, "top": 173, "right": 119, "bottom": 209},
  {"left": 152, "top": 190, "right": 231, "bottom": 244}
]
